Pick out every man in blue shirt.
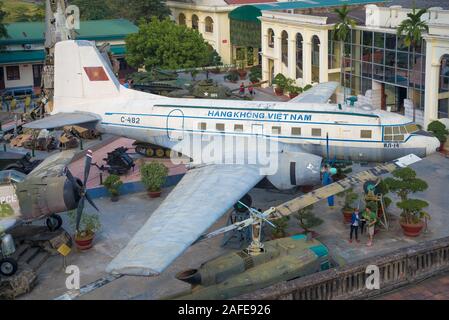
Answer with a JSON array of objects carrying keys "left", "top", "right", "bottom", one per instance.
[
  {"left": 349, "top": 208, "right": 361, "bottom": 243},
  {"left": 322, "top": 165, "right": 335, "bottom": 207}
]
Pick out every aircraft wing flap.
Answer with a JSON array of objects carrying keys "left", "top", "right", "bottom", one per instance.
[
  {"left": 23, "top": 112, "right": 100, "bottom": 130},
  {"left": 289, "top": 82, "right": 339, "bottom": 104},
  {"left": 106, "top": 164, "right": 265, "bottom": 276}
]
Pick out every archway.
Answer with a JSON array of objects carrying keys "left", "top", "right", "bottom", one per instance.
[
  {"left": 205, "top": 16, "right": 214, "bottom": 33},
  {"left": 438, "top": 54, "right": 449, "bottom": 118},
  {"left": 311, "top": 35, "right": 320, "bottom": 83},
  {"left": 296, "top": 33, "right": 303, "bottom": 79},
  {"left": 281, "top": 31, "right": 288, "bottom": 67},
  {"left": 178, "top": 13, "right": 186, "bottom": 26},
  {"left": 192, "top": 15, "right": 199, "bottom": 30}
]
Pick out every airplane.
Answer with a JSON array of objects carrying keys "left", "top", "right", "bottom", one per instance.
[
  {"left": 0, "top": 150, "right": 98, "bottom": 276},
  {"left": 2, "top": 39, "right": 440, "bottom": 279}
]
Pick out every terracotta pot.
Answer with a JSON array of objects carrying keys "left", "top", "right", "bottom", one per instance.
[
  {"left": 274, "top": 87, "right": 284, "bottom": 96},
  {"left": 148, "top": 190, "right": 162, "bottom": 198},
  {"left": 289, "top": 93, "right": 299, "bottom": 99},
  {"left": 111, "top": 195, "right": 119, "bottom": 202},
  {"left": 439, "top": 142, "right": 445, "bottom": 152},
  {"left": 238, "top": 70, "right": 247, "bottom": 80},
  {"left": 342, "top": 209, "right": 353, "bottom": 224},
  {"left": 400, "top": 221, "right": 424, "bottom": 237},
  {"left": 75, "top": 233, "right": 95, "bottom": 250}
]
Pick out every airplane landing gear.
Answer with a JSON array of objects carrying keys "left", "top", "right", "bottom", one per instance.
[
  {"left": 46, "top": 214, "right": 63, "bottom": 232},
  {"left": 0, "top": 258, "right": 18, "bottom": 277}
]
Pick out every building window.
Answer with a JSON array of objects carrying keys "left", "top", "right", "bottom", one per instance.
[
  {"left": 272, "top": 126, "right": 281, "bottom": 134},
  {"left": 216, "top": 123, "right": 225, "bottom": 132},
  {"left": 192, "top": 15, "right": 199, "bottom": 30},
  {"left": 268, "top": 28, "right": 274, "bottom": 48},
  {"left": 311, "top": 128, "right": 321, "bottom": 137},
  {"left": 179, "top": 13, "right": 186, "bottom": 26},
  {"left": 234, "top": 124, "right": 243, "bottom": 132},
  {"left": 360, "top": 130, "right": 372, "bottom": 139},
  {"left": 198, "top": 122, "right": 206, "bottom": 131},
  {"left": 291, "top": 127, "right": 301, "bottom": 136},
  {"left": 6, "top": 66, "right": 20, "bottom": 81},
  {"left": 205, "top": 16, "right": 213, "bottom": 33},
  {"left": 281, "top": 30, "right": 288, "bottom": 66}
]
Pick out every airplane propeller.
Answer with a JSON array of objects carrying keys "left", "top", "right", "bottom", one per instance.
[{"left": 64, "top": 150, "right": 99, "bottom": 232}]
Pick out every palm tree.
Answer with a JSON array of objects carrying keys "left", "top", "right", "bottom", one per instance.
[
  {"left": 332, "top": 5, "right": 356, "bottom": 104},
  {"left": 397, "top": 7, "right": 428, "bottom": 121}
]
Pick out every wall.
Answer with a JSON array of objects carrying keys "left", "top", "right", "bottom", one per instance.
[{"left": 3, "top": 64, "right": 34, "bottom": 89}]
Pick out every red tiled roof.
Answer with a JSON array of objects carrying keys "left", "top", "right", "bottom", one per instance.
[{"left": 225, "top": 0, "right": 276, "bottom": 4}]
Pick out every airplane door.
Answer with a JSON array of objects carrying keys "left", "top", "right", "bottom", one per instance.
[
  {"left": 166, "top": 109, "right": 185, "bottom": 141},
  {"left": 252, "top": 124, "right": 263, "bottom": 136}
]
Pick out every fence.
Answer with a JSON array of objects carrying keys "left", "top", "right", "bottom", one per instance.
[{"left": 236, "top": 236, "right": 449, "bottom": 300}]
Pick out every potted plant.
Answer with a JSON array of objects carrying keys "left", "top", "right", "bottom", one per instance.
[
  {"left": 270, "top": 216, "right": 290, "bottom": 239},
  {"left": 68, "top": 210, "right": 101, "bottom": 250},
  {"left": 339, "top": 188, "right": 359, "bottom": 223},
  {"left": 140, "top": 162, "right": 169, "bottom": 198},
  {"left": 236, "top": 61, "right": 247, "bottom": 79},
  {"left": 303, "top": 84, "right": 313, "bottom": 92},
  {"left": 287, "top": 85, "right": 302, "bottom": 99},
  {"left": 294, "top": 205, "right": 323, "bottom": 238},
  {"left": 103, "top": 174, "right": 123, "bottom": 202},
  {"left": 384, "top": 167, "right": 429, "bottom": 237},
  {"left": 427, "top": 120, "right": 448, "bottom": 151},
  {"left": 273, "top": 73, "right": 287, "bottom": 96},
  {"left": 249, "top": 65, "right": 262, "bottom": 84}
]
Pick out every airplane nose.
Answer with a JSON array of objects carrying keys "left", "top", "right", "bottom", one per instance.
[{"left": 426, "top": 136, "right": 441, "bottom": 156}]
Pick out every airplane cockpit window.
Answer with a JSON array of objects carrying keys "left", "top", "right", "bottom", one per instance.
[
  {"left": 0, "top": 170, "right": 26, "bottom": 184},
  {"left": 405, "top": 124, "right": 419, "bottom": 134},
  {"left": 384, "top": 126, "right": 405, "bottom": 142}
]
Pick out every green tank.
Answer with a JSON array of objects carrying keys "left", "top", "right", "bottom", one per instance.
[
  {"left": 166, "top": 235, "right": 331, "bottom": 300},
  {"left": 129, "top": 69, "right": 191, "bottom": 96}
]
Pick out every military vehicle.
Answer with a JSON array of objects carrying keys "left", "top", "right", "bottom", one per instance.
[
  {"left": 168, "top": 79, "right": 237, "bottom": 100},
  {"left": 128, "top": 69, "right": 189, "bottom": 96},
  {"left": 0, "top": 152, "right": 42, "bottom": 174},
  {"left": 168, "top": 234, "right": 330, "bottom": 300},
  {"left": 92, "top": 147, "right": 135, "bottom": 175}
]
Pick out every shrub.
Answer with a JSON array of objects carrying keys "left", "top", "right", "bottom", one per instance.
[
  {"left": 295, "top": 205, "right": 323, "bottom": 233},
  {"left": 273, "top": 73, "right": 287, "bottom": 90},
  {"left": 224, "top": 70, "right": 239, "bottom": 82},
  {"left": 67, "top": 210, "right": 101, "bottom": 237},
  {"left": 103, "top": 174, "right": 123, "bottom": 197},
  {"left": 140, "top": 162, "right": 169, "bottom": 192},
  {"left": 427, "top": 120, "right": 448, "bottom": 144}
]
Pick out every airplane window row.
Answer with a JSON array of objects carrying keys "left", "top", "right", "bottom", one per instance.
[
  {"left": 197, "top": 123, "right": 376, "bottom": 140},
  {"left": 383, "top": 124, "right": 418, "bottom": 142}
]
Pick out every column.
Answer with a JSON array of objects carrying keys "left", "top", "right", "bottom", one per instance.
[
  {"left": 274, "top": 35, "right": 282, "bottom": 76},
  {"left": 319, "top": 33, "right": 329, "bottom": 83},
  {"left": 262, "top": 55, "right": 270, "bottom": 88},
  {"left": 288, "top": 36, "right": 296, "bottom": 80},
  {"left": 303, "top": 39, "right": 312, "bottom": 85}
]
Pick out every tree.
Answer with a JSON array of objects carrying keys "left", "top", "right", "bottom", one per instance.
[
  {"left": 112, "top": 0, "right": 171, "bottom": 23},
  {"left": 71, "top": 0, "right": 115, "bottom": 20},
  {"left": 294, "top": 205, "right": 323, "bottom": 234},
  {"left": 0, "top": 1, "right": 8, "bottom": 39},
  {"left": 332, "top": 5, "right": 356, "bottom": 102},
  {"left": 397, "top": 8, "right": 428, "bottom": 122},
  {"left": 126, "top": 17, "right": 217, "bottom": 71},
  {"left": 9, "top": 4, "right": 45, "bottom": 22}
]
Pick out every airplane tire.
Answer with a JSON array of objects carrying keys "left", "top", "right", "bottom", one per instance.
[
  {"left": 0, "top": 258, "right": 18, "bottom": 277},
  {"left": 46, "top": 214, "right": 63, "bottom": 232}
]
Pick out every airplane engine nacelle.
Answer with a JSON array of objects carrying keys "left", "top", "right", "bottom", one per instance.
[
  {"left": 15, "top": 176, "right": 81, "bottom": 220},
  {"left": 266, "top": 152, "right": 323, "bottom": 190}
]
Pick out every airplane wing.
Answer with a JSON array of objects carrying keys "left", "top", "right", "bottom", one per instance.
[
  {"left": 289, "top": 82, "right": 339, "bottom": 104},
  {"left": 0, "top": 219, "right": 18, "bottom": 233},
  {"left": 106, "top": 163, "right": 265, "bottom": 276},
  {"left": 25, "top": 149, "right": 78, "bottom": 180},
  {"left": 23, "top": 112, "right": 100, "bottom": 130}
]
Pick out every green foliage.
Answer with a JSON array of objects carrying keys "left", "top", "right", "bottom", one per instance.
[
  {"left": 427, "top": 120, "right": 448, "bottom": 144},
  {"left": 0, "top": 1, "right": 8, "bottom": 38},
  {"left": 72, "top": 0, "right": 114, "bottom": 20},
  {"left": 340, "top": 188, "right": 359, "bottom": 211},
  {"left": 303, "top": 84, "right": 313, "bottom": 91},
  {"left": 332, "top": 5, "right": 356, "bottom": 42},
  {"left": 271, "top": 216, "right": 290, "bottom": 238},
  {"left": 126, "top": 17, "right": 217, "bottom": 71},
  {"left": 294, "top": 205, "right": 323, "bottom": 233},
  {"left": 286, "top": 84, "right": 303, "bottom": 95},
  {"left": 224, "top": 70, "right": 239, "bottom": 82},
  {"left": 0, "top": 202, "right": 14, "bottom": 218},
  {"left": 103, "top": 174, "right": 123, "bottom": 197},
  {"left": 249, "top": 65, "right": 262, "bottom": 83},
  {"left": 397, "top": 8, "right": 429, "bottom": 48},
  {"left": 397, "top": 199, "right": 430, "bottom": 224},
  {"left": 67, "top": 210, "right": 101, "bottom": 236},
  {"left": 273, "top": 73, "right": 287, "bottom": 90},
  {"left": 384, "top": 167, "right": 429, "bottom": 224},
  {"left": 384, "top": 167, "right": 428, "bottom": 201},
  {"left": 140, "top": 162, "right": 169, "bottom": 192}
]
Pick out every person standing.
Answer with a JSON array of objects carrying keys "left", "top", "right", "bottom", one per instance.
[
  {"left": 239, "top": 82, "right": 245, "bottom": 96},
  {"left": 364, "top": 207, "right": 377, "bottom": 247},
  {"left": 248, "top": 83, "right": 254, "bottom": 96},
  {"left": 322, "top": 165, "right": 335, "bottom": 207},
  {"left": 349, "top": 208, "right": 360, "bottom": 243}
]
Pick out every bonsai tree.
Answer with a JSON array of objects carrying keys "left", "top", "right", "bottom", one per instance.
[
  {"left": 140, "top": 161, "right": 169, "bottom": 197},
  {"left": 103, "top": 174, "right": 123, "bottom": 201},
  {"left": 303, "top": 84, "right": 313, "bottom": 91},
  {"left": 338, "top": 188, "right": 359, "bottom": 223},
  {"left": 384, "top": 167, "right": 429, "bottom": 235},
  {"left": 273, "top": 73, "right": 287, "bottom": 95},
  {"left": 271, "top": 216, "right": 290, "bottom": 239},
  {"left": 249, "top": 65, "right": 262, "bottom": 83},
  {"left": 294, "top": 205, "right": 323, "bottom": 235},
  {"left": 427, "top": 120, "right": 448, "bottom": 148}
]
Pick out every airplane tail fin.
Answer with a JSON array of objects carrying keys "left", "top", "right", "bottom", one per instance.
[{"left": 53, "top": 40, "right": 123, "bottom": 112}]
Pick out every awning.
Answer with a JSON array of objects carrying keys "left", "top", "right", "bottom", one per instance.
[
  {"left": 110, "top": 45, "right": 126, "bottom": 56},
  {"left": 0, "top": 50, "right": 45, "bottom": 64}
]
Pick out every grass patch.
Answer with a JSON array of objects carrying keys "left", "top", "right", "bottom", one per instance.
[{"left": 2, "top": 0, "right": 42, "bottom": 23}]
